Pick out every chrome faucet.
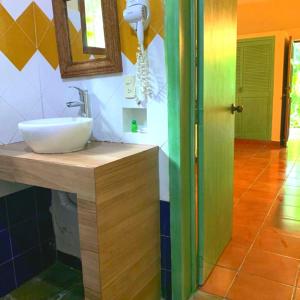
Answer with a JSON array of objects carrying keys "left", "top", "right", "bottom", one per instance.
[{"left": 66, "top": 87, "right": 90, "bottom": 118}]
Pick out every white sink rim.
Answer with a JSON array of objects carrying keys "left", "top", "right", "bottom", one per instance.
[
  {"left": 19, "top": 117, "right": 92, "bottom": 128},
  {"left": 18, "top": 117, "right": 93, "bottom": 154}
]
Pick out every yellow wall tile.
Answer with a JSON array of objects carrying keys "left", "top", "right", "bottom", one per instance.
[
  {"left": 159, "top": 26, "right": 164, "bottom": 38},
  {"left": 119, "top": 20, "right": 139, "bottom": 64},
  {"left": 0, "top": 4, "right": 14, "bottom": 38},
  {"left": 117, "top": 0, "right": 126, "bottom": 24},
  {"left": 0, "top": 23, "right": 36, "bottom": 70},
  {"left": 33, "top": 3, "right": 51, "bottom": 47},
  {"left": 38, "top": 21, "right": 59, "bottom": 69},
  {"left": 118, "top": 0, "right": 164, "bottom": 63},
  {"left": 68, "top": 20, "right": 78, "bottom": 44},
  {"left": 71, "top": 31, "right": 91, "bottom": 63},
  {"left": 149, "top": 0, "right": 164, "bottom": 35},
  {"left": 145, "top": 26, "right": 157, "bottom": 49},
  {"left": 17, "top": 3, "right": 36, "bottom": 46},
  {"left": 0, "top": 2, "right": 164, "bottom": 70}
]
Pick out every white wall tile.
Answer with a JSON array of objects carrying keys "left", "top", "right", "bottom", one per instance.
[
  {"left": 0, "top": 97, "right": 24, "bottom": 144},
  {"left": 1, "top": 52, "right": 42, "bottom": 121},
  {"left": 38, "top": 55, "right": 81, "bottom": 118},
  {"left": 67, "top": 10, "right": 81, "bottom": 31},
  {"left": 33, "top": 0, "right": 53, "bottom": 19},
  {"left": 0, "top": 3, "right": 169, "bottom": 200},
  {"left": 1, "top": 0, "right": 32, "bottom": 19},
  {"left": 0, "top": 52, "right": 20, "bottom": 97},
  {"left": 159, "top": 148, "right": 170, "bottom": 202}
]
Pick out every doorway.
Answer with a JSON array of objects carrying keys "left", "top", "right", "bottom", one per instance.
[
  {"left": 289, "top": 42, "right": 300, "bottom": 141},
  {"left": 235, "top": 37, "right": 275, "bottom": 141}
]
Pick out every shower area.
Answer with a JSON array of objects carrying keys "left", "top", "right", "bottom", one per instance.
[{"left": 0, "top": 187, "right": 84, "bottom": 300}]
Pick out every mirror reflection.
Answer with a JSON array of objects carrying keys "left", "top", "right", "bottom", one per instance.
[
  {"left": 66, "top": 0, "right": 106, "bottom": 63},
  {"left": 83, "top": 0, "right": 105, "bottom": 49}
]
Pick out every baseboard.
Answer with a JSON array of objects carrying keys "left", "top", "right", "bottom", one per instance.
[
  {"left": 57, "top": 251, "right": 82, "bottom": 271},
  {"left": 235, "top": 138, "right": 281, "bottom": 148}
]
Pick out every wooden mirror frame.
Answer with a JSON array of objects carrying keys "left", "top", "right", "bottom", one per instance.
[{"left": 52, "top": 0, "right": 122, "bottom": 78}]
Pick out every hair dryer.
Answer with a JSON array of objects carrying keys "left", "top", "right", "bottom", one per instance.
[
  {"left": 123, "top": 0, "right": 151, "bottom": 48},
  {"left": 123, "top": 0, "right": 153, "bottom": 106}
]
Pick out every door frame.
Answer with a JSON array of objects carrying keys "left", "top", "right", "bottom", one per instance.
[
  {"left": 166, "top": 0, "right": 198, "bottom": 299},
  {"left": 166, "top": 0, "right": 237, "bottom": 297},
  {"left": 280, "top": 37, "right": 294, "bottom": 146}
]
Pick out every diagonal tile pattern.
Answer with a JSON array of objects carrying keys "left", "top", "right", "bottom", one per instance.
[
  {"left": 0, "top": 0, "right": 165, "bottom": 70},
  {"left": 0, "top": 0, "right": 168, "bottom": 204},
  {"left": 200, "top": 130, "right": 300, "bottom": 300}
]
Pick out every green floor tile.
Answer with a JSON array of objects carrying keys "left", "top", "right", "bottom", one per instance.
[
  {"left": 49, "top": 284, "right": 84, "bottom": 300},
  {"left": 39, "top": 262, "right": 82, "bottom": 289},
  {"left": 1, "top": 263, "right": 83, "bottom": 300},
  {"left": 2, "top": 279, "right": 61, "bottom": 300}
]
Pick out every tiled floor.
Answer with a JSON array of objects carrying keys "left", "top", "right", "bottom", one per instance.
[
  {"left": 0, "top": 262, "right": 83, "bottom": 300},
  {"left": 200, "top": 131, "right": 300, "bottom": 300}
]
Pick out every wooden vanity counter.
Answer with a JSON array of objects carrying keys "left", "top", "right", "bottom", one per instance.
[{"left": 0, "top": 142, "right": 160, "bottom": 300}]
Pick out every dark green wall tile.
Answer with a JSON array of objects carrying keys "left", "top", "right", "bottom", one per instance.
[
  {"left": 11, "top": 219, "right": 39, "bottom": 256},
  {"left": 0, "top": 198, "right": 7, "bottom": 232},
  {"left": 0, "top": 262, "right": 16, "bottom": 297},
  {"left": 14, "top": 247, "right": 42, "bottom": 285},
  {"left": 7, "top": 188, "right": 36, "bottom": 226},
  {"left": 0, "top": 230, "right": 12, "bottom": 264}
]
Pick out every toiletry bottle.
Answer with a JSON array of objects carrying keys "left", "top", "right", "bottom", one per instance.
[{"left": 131, "top": 120, "right": 138, "bottom": 133}]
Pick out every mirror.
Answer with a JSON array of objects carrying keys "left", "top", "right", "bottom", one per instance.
[
  {"left": 80, "top": 0, "right": 105, "bottom": 50},
  {"left": 52, "top": 0, "right": 122, "bottom": 78}
]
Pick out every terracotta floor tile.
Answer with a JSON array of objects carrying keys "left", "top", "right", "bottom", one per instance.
[
  {"left": 259, "top": 172, "right": 287, "bottom": 181},
  {"left": 241, "top": 248, "right": 299, "bottom": 285},
  {"left": 227, "top": 273, "right": 293, "bottom": 300},
  {"left": 235, "top": 201, "right": 270, "bottom": 218},
  {"left": 233, "top": 210, "right": 265, "bottom": 227},
  {"left": 238, "top": 197, "right": 272, "bottom": 211},
  {"left": 201, "top": 266, "right": 236, "bottom": 297},
  {"left": 251, "top": 182, "right": 281, "bottom": 194},
  {"left": 294, "top": 289, "right": 300, "bottom": 300},
  {"left": 204, "top": 137, "right": 300, "bottom": 299},
  {"left": 192, "top": 291, "right": 223, "bottom": 300},
  {"left": 241, "top": 189, "right": 276, "bottom": 202},
  {"left": 232, "top": 224, "right": 259, "bottom": 248},
  {"left": 234, "top": 187, "right": 247, "bottom": 198},
  {"left": 234, "top": 179, "right": 252, "bottom": 188},
  {"left": 254, "top": 227, "right": 300, "bottom": 259},
  {"left": 217, "top": 242, "right": 248, "bottom": 271}
]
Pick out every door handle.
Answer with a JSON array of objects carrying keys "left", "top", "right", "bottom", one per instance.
[{"left": 231, "top": 104, "right": 243, "bottom": 114}]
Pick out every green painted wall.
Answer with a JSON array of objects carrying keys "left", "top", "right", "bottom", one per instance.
[{"left": 166, "top": 0, "right": 197, "bottom": 299}]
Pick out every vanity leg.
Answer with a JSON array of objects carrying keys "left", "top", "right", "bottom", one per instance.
[{"left": 77, "top": 198, "right": 102, "bottom": 300}]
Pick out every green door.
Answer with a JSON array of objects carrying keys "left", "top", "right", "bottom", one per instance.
[
  {"left": 236, "top": 37, "right": 275, "bottom": 140},
  {"left": 197, "top": 0, "right": 237, "bottom": 284}
]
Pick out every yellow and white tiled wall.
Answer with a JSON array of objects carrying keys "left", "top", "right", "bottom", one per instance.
[
  {"left": 0, "top": 0, "right": 168, "bottom": 202},
  {"left": 0, "top": 1, "right": 170, "bottom": 297}
]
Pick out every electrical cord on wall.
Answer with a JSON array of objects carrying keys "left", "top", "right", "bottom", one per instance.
[{"left": 135, "top": 45, "right": 153, "bottom": 106}]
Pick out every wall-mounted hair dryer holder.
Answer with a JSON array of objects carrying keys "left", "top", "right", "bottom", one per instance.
[{"left": 123, "top": 0, "right": 151, "bottom": 46}]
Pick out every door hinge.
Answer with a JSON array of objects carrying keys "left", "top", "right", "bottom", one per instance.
[{"left": 194, "top": 123, "right": 198, "bottom": 159}]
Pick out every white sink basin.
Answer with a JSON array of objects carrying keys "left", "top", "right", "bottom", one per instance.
[{"left": 18, "top": 118, "right": 93, "bottom": 154}]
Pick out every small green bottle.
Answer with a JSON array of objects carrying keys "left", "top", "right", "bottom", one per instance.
[{"left": 131, "top": 120, "right": 138, "bottom": 133}]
